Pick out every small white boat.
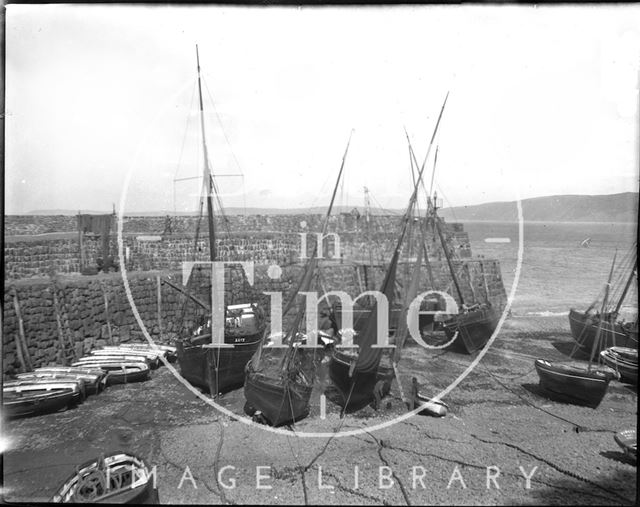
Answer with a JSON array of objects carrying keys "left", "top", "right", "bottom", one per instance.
[{"left": 71, "top": 359, "right": 150, "bottom": 385}]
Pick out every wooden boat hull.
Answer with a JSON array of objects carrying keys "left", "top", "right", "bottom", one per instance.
[
  {"left": 71, "top": 360, "right": 150, "bottom": 385},
  {"left": 34, "top": 367, "right": 107, "bottom": 393},
  {"left": 107, "top": 343, "right": 177, "bottom": 362},
  {"left": 177, "top": 331, "right": 263, "bottom": 395},
  {"left": 15, "top": 372, "right": 101, "bottom": 396},
  {"left": 244, "top": 367, "right": 313, "bottom": 426},
  {"left": 2, "top": 385, "right": 78, "bottom": 418},
  {"left": 599, "top": 347, "right": 638, "bottom": 385},
  {"left": 443, "top": 305, "right": 500, "bottom": 354},
  {"left": 89, "top": 351, "right": 158, "bottom": 368},
  {"left": 614, "top": 430, "right": 637, "bottom": 462},
  {"left": 569, "top": 309, "right": 638, "bottom": 353},
  {"left": 51, "top": 452, "right": 159, "bottom": 503},
  {"left": 327, "top": 351, "right": 394, "bottom": 413},
  {"left": 534, "top": 358, "right": 617, "bottom": 408}
]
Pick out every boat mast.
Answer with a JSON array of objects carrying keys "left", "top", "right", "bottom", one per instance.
[
  {"left": 196, "top": 45, "right": 217, "bottom": 261},
  {"left": 612, "top": 259, "right": 637, "bottom": 317},
  {"left": 588, "top": 252, "right": 617, "bottom": 369}
]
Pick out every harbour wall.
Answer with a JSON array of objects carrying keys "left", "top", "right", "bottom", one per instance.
[
  {"left": 4, "top": 214, "right": 471, "bottom": 280},
  {"left": 2, "top": 259, "right": 507, "bottom": 376}
]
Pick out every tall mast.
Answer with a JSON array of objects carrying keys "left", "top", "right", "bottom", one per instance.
[
  {"left": 406, "top": 140, "right": 465, "bottom": 305},
  {"left": 613, "top": 258, "right": 637, "bottom": 316},
  {"left": 588, "top": 252, "right": 617, "bottom": 369},
  {"left": 433, "top": 197, "right": 466, "bottom": 306},
  {"left": 196, "top": 45, "right": 217, "bottom": 261}
]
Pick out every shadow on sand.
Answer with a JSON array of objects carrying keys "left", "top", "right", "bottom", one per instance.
[
  {"left": 551, "top": 341, "right": 591, "bottom": 360},
  {"left": 600, "top": 450, "right": 637, "bottom": 467},
  {"left": 511, "top": 467, "right": 637, "bottom": 505}
]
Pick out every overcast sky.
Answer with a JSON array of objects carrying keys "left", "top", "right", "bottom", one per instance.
[{"left": 5, "top": 4, "right": 640, "bottom": 214}]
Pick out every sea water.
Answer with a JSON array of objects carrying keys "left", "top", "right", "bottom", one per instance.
[{"left": 460, "top": 221, "right": 637, "bottom": 316}]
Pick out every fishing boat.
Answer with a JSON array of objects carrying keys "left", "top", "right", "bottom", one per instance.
[
  {"left": 614, "top": 430, "right": 637, "bottom": 463},
  {"left": 51, "top": 452, "right": 159, "bottom": 503},
  {"left": 244, "top": 134, "right": 353, "bottom": 426},
  {"left": 71, "top": 359, "right": 150, "bottom": 385},
  {"left": 173, "top": 46, "right": 266, "bottom": 396},
  {"left": 534, "top": 359, "right": 618, "bottom": 408},
  {"left": 427, "top": 195, "right": 499, "bottom": 354},
  {"left": 600, "top": 346, "right": 638, "bottom": 385},
  {"left": 535, "top": 254, "right": 622, "bottom": 408},
  {"left": 2, "top": 382, "right": 82, "bottom": 418},
  {"left": 569, "top": 247, "right": 638, "bottom": 353},
  {"left": 328, "top": 95, "right": 450, "bottom": 414}
]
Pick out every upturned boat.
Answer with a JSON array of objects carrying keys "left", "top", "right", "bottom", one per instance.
[
  {"left": 32, "top": 366, "right": 108, "bottom": 393},
  {"left": 15, "top": 371, "right": 102, "bottom": 395},
  {"left": 71, "top": 359, "right": 150, "bottom": 384},
  {"left": 2, "top": 382, "right": 82, "bottom": 418},
  {"left": 51, "top": 452, "right": 159, "bottom": 503},
  {"left": 89, "top": 350, "right": 160, "bottom": 369}
]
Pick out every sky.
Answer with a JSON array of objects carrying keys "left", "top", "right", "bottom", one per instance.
[{"left": 5, "top": 4, "right": 640, "bottom": 214}]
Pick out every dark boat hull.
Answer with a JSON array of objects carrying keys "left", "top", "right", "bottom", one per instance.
[
  {"left": 534, "top": 358, "right": 617, "bottom": 408},
  {"left": 2, "top": 389, "right": 77, "bottom": 418},
  {"left": 443, "top": 305, "right": 500, "bottom": 354},
  {"left": 327, "top": 351, "right": 394, "bottom": 413},
  {"left": 569, "top": 309, "right": 638, "bottom": 353},
  {"left": 177, "top": 331, "right": 263, "bottom": 395},
  {"left": 244, "top": 368, "right": 313, "bottom": 426}
]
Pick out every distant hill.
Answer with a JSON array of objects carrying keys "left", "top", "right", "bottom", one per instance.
[
  {"left": 21, "top": 192, "right": 639, "bottom": 222},
  {"left": 439, "top": 192, "right": 638, "bottom": 223},
  {"left": 23, "top": 206, "right": 398, "bottom": 217}
]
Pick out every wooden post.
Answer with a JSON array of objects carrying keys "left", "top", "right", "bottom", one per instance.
[
  {"left": 156, "top": 274, "right": 163, "bottom": 340},
  {"left": 100, "top": 282, "right": 114, "bottom": 345},
  {"left": 12, "top": 287, "right": 33, "bottom": 372},
  {"left": 52, "top": 286, "right": 68, "bottom": 364}
]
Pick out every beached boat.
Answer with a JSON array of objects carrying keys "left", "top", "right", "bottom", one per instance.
[
  {"left": 2, "top": 382, "right": 82, "bottom": 418},
  {"left": 244, "top": 135, "right": 353, "bottom": 426},
  {"left": 328, "top": 96, "right": 450, "bottom": 414},
  {"left": 600, "top": 346, "right": 638, "bottom": 384},
  {"left": 71, "top": 359, "right": 150, "bottom": 384},
  {"left": 15, "top": 371, "right": 102, "bottom": 395},
  {"left": 535, "top": 254, "right": 622, "bottom": 407},
  {"left": 90, "top": 349, "right": 160, "bottom": 368},
  {"left": 570, "top": 247, "right": 638, "bottom": 353},
  {"left": 32, "top": 366, "right": 108, "bottom": 393},
  {"left": 534, "top": 359, "right": 618, "bottom": 408},
  {"left": 51, "top": 452, "right": 159, "bottom": 503},
  {"left": 614, "top": 429, "right": 637, "bottom": 463},
  {"left": 172, "top": 46, "right": 266, "bottom": 396},
  {"left": 107, "top": 343, "right": 177, "bottom": 362}
]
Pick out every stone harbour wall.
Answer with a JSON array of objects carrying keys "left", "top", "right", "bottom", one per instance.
[
  {"left": 2, "top": 259, "right": 507, "bottom": 376},
  {"left": 4, "top": 215, "right": 471, "bottom": 281}
]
